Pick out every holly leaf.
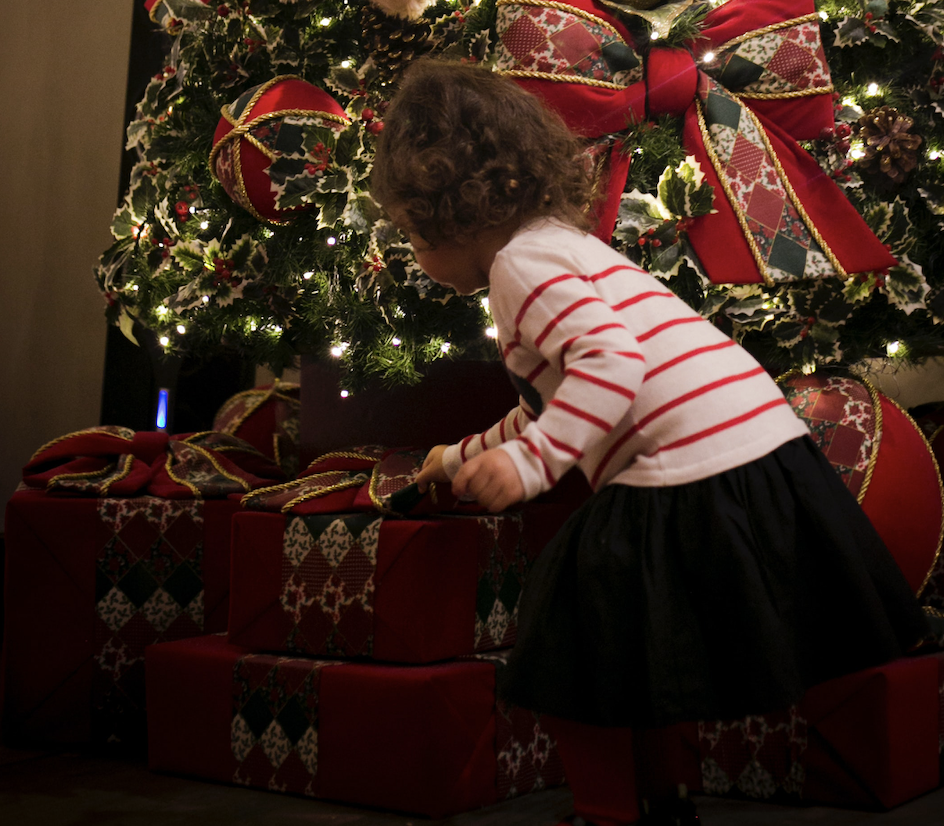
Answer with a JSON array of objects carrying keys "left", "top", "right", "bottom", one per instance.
[
  {"left": 833, "top": 17, "right": 871, "bottom": 47},
  {"left": 118, "top": 309, "right": 139, "bottom": 345},
  {"left": 885, "top": 257, "right": 930, "bottom": 315}
]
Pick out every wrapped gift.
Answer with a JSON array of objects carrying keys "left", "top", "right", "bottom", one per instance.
[
  {"left": 1, "top": 427, "right": 284, "bottom": 747},
  {"left": 688, "top": 652, "right": 943, "bottom": 810},
  {"left": 146, "top": 634, "right": 565, "bottom": 818},
  {"left": 228, "top": 447, "right": 574, "bottom": 662}
]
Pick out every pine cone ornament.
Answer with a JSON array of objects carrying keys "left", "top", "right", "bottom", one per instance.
[
  {"left": 361, "top": 1, "right": 433, "bottom": 84},
  {"left": 856, "top": 105, "right": 922, "bottom": 187}
]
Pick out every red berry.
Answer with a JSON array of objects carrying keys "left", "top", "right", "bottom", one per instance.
[
  {"left": 366, "top": 121, "right": 384, "bottom": 135},
  {"left": 361, "top": 108, "right": 375, "bottom": 122},
  {"left": 218, "top": 4, "right": 230, "bottom": 16}
]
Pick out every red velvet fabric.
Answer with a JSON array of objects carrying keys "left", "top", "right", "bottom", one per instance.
[
  {"left": 146, "top": 634, "right": 565, "bottom": 818},
  {"left": 862, "top": 396, "right": 944, "bottom": 595},
  {"left": 0, "top": 490, "right": 239, "bottom": 746}
]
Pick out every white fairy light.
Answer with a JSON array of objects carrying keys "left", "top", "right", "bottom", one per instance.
[
  {"left": 303, "top": 271, "right": 314, "bottom": 279},
  {"left": 392, "top": 337, "right": 401, "bottom": 347},
  {"left": 320, "top": 17, "right": 332, "bottom": 25},
  {"left": 866, "top": 82, "right": 880, "bottom": 96},
  {"left": 156, "top": 306, "right": 170, "bottom": 318},
  {"left": 327, "top": 236, "right": 337, "bottom": 246},
  {"left": 200, "top": 220, "right": 209, "bottom": 230},
  {"left": 929, "top": 150, "right": 942, "bottom": 161},
  {"left": 886, "top": 340, "right": 901, "bottom": 356},
  {"left": 176, "top": 324, "right": 186, "bottom": 334},
  {"left": 441, "top": 342, "right": 451, "bottom": 353},
  {"left": 486, "top": 327, "right": 498, "bottom": 338},
  {"left": 340, "top": 389, "right": 350, "bottom": 398},
  {"left": 159, "top": 335, "right": 170, "bottom": 347},
  {"left": 702, "top": 51, "right": 715, "bottom": 64},
  {"left": 202, "top": 295, "right": 210, "bottom": 303}
]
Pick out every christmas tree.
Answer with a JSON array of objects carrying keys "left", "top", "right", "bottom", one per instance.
[{"left": 96, "top": 0, "right": 944, "bottom": 392}]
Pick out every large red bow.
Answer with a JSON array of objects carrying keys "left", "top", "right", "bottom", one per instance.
[
  {"left": 496, "top": 0, "right": 897, "bottom": 285},
  {"left": 22, "top": 426, "right": 285, "bottom": 498}
]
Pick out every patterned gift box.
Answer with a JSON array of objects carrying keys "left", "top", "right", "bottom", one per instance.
[
  {"left": 228, "top": 446, "right": 577, "bottom": 663},
  {"left": 661, "top": 652, "right": 943, "bottom": 810},
  {"left": 1, "top": 426, "right": 284, "bottom": 747},
  {"left": 146, "top": 633, "right": 565, "bottom": 818},
  {"left": 227, "top": 507, "right": 567, "bottom": 664}
]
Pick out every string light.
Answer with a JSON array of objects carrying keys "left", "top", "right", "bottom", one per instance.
[
  {"left": 159, "top": 335, "right": 170, "bottom": 346},
  {"left": 886, "top": 340, "right": 901, "bottom": 356},
  {"left": 303, "top": 271, "right": 314, "bottom": 279},
  {"left": 202, "top": 295, "right": 210, "bottom": 303},
  {"left": 200, "top": 220, "right": 209, "bottom": 230},
  {"left": 327, "top": 236, "right": 338, "bottom": 246},
  {"left": 486, "top": 327, "right": 498, "bottom": 338},
  {"left": 701, "top": 51, "right": 715, "bottom": 64},
  {"left": 391, "top": 337, "right": 401, "bottom": 347},
  {"left": 866, "top": 82, "right": 880, "bottom": 96},
  {"left": 440, "top": 342, "right": 451, "bottom": 353},
  {"left": 176, "top": 324, "right": 186, "bottom": 334},
  {"left": 156, "top": 306, "right": 170, "bottom": 318},
  {"left": 340, "top": 389, "right": 350, "bottom": 398},
  {"left": 320, "top": 17, "right": 332, "bottom": 26},
  {"left": 929, "top": 150, "right": 942, "bottom": 160}
]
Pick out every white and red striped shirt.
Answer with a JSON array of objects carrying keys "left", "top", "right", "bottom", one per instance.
[{"left": 442, "top": 220, "right": 808, "bottom": 500}]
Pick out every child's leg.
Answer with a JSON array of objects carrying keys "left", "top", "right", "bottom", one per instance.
[{"left": 543, "top": 715, "right": 640, "bottom": 825}]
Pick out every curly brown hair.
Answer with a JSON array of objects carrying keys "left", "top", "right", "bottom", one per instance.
[{"left": 370, "top": 58, "right": 594, "bottom": 245}]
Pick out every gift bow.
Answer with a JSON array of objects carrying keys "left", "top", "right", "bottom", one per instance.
[
  {"left": 241, "top": 446, "right": 489, "bottom": 516},
  {"left": 495, "top": 0, "right": 897, "bottom": 285},
  {"left": 22, "top": 426, "right": 286, "bottom": 498}
]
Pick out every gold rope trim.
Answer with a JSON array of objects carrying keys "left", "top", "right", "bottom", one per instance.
[
  {"left": 924, "top": 605, "right": 944, "bottom": 620},
  {"left": 147, "top": 0, "right": 166, "bottom": 24},
  {"left": 496, "top": 0, "right": 623, "bottom": 38},
  {"left": 29, "top": 427, "right": 135, "bottom": 463},
  {"left": 239, "top": 471, "right": 368, "bottom": 512},
  {"left": 368, "top": 462, "right": 400, "bottom": 516},
  {"left": 304, "top": 450, "right": 383, "bottom": 471},
  {"left": 855, "top": 375, "right": 884, "bottom": 504},
  {"left": 497, "top": 69, "right": 628, "bottom": 91},
  {"left": 47, "top": 454, "right": 135, "bottom": 496},
  {"left": 280, "top": 476, "right": 366, "bottom": 513},
  {"left": 716, "top": 13, "right": 821, "bottom": 53},
  {"left": 736, "top": 85, "right": 834, "bottom": 101}
]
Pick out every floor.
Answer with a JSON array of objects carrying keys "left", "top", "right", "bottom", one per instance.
[{"left": 1, "top": 743, "right": 942, "bottom": 826}]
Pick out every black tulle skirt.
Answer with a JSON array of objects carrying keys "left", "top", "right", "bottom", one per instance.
[{"left": 498, "top": 436, "right": 931, "bottom": 729}]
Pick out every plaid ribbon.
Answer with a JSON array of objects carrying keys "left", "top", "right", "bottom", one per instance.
[{"left": 495, "top": 0, "right": 896, "bottom": 286}]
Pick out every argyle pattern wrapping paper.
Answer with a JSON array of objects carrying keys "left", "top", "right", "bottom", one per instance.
[
  {"left": 93, "top": 496, "right": 206, "bottom": 743},
  {"left": 474, "top": 513, "right": 531, "bottom": 652},
  {"left": 280, "top": 513, "right": 381, "bottom": 657},
  {"left": 231, "top": 652, "right": 338, "bottom": 794}
]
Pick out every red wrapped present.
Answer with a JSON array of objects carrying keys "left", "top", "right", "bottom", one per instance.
[
  {"left": 690, "top": 652, "right": 942, "bottom": 810},
  {"left": 1, "top": 427, "right": 284, "bottom": 747},
  {"left": 228, "top": 447, "right": 573, "bottom": 662},
  {"left": 146, "top": 634, "right": 565, "bottom": 818}
]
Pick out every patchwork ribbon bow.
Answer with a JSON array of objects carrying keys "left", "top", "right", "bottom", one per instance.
[
  {"left": 22, "top": 426, "right": 286, "bottom": 498},
  {"left": 496, "top": 0, "right": 897, "bottom": 285}
]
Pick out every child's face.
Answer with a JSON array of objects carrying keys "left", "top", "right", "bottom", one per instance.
[{"left": 408, "top": 233, "right": 491, "bottom": 296}]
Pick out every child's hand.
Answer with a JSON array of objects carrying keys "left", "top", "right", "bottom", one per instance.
[
  {"left": 453, "top": 450, "right": 524, "bottom": 513},
  {"left": 415, "top": 444, "right": 450, "bottom": 492}
]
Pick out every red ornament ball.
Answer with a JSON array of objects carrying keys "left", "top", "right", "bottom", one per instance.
[
  {"left": 210, "top": 76, "right": 349, "bottom": 224},
  {"left": 780, "top": 372, "right": 944, "bottom": 597}
]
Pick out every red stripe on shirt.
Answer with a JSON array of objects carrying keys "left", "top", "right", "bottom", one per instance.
[
  {"left": 526, "top": 361, "right": 548, "bottom": 384},
  {"left": 645, "top": 340, "right": 737, "bottom": 381},
  {"left": 514, "top": 265, "right": 638, "bottom": 330},
  {"left": 518, "top": 435, "right": 557, "bottom": 486},
  {"left": 655, "top": 398, "right": 789, "bottom": 453},
  {"left": 637, "top": 316, "right": 701, "bottom": 343},
  {"left": 534, "top": 296, "right": 606, "bottom": 349},
  {"left": 559, "top": 323, "right": 634, "bottom": 362},
  {"left": 545, "top": 431, "right": 583, "bottom": 460},
  {"left": 549, "top": 398, "right": 614, "bottom": 432},
  {"left": 590, "top": 366, "right": 766, "bottom": 486},
  {"left": 460, "top": 434, "right": 476, "bottom": 462},
  {"left": 612, "top": 290, "right": 675, "bottom": 311},
  {"left": 564, "top": 368, "right": 637, "bottom": 401}
]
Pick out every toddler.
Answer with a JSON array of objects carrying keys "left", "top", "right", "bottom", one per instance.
[{"left": 371, "top": 58, "right": 930, "bottom": 826}]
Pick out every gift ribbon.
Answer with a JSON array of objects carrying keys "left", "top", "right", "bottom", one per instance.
[
  {"left": 495, "top": 0, "right": 897, "bottom": 285},
  {"left": 22, "top": 426, "right": 285, "bottom": 498}
]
